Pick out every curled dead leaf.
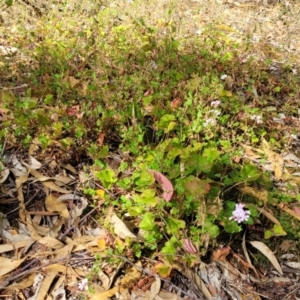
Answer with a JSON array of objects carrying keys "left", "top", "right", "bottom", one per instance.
[
  {"left": 148, "top": 170, "right": 174, "bottom": 202},
  {"left": 183, "top": 239, "right": 197, "bottom": 254}
]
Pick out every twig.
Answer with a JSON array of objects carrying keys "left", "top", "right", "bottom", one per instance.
[
  {"left": 0, "top": 256, "right": 69, "bottom": 290},
  {"left": 111, "top": 254, "right": 201, "bottom": 298},
  {"left": 59, "top": 202, "right": 103, "bottom": 240}
]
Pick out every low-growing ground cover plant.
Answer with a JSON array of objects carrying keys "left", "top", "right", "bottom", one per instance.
[{"left": 0, "top": 0, "right": 300, "bottom": 298}]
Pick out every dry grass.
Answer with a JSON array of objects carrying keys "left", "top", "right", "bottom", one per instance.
[
  {"left": 120, "top": 0, "right": 300, "bottom": 63},
  {"left": 2, "top": 0, "right": 299, "bottom": 65}
]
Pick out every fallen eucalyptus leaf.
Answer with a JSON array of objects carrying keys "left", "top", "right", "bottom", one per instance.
[{"left": 249, "top": 241, "right": 283, "bottom": 275}]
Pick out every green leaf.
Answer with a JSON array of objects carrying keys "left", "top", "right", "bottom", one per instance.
[
  {"left": 89, "top": 145, "right": 109, "bottom": 160},
  {"left": 166, "top": 121, "right": 176, "bottom": 133},
  {"left": 225, "top": 201, "right": 236, "bottom": 211},
  {"left": 184, "top": 176, "right": 211, "bottom": 196},
  {"left": 204, "top": 221, "right": 220, "bottom": 238},
  {"left": 241, "top": 164, "right": 262, "bottom": 182},
  {"left": 180, "top": 143, "right": 201, "bottom": 159},
  {"left": 139, "top": 212, "right": 156, "bottom": 231},
  {"left": 161, "top": 237, "right": 180, "bottom": 261},
  {"left": 95, "top": 169, "right": 117, "bottom": 189},
  {"left": 157, "top": 114, "right": 176, "bottom": 130},
  {"left": 36, "top": 112, "right": 51, "bottom": 126},
  {"left": 264, "top": 224, "right": 287, "bottom": 239},
  {"left": 134, "top": 169, "right": 154, "bottom": 187},
  {"left": 202, "top": 147, "right": 219, "bottom": 162},
  {"left": 5, "top": 0, "right": 14, "bottom": 7},
  {"left": 133, "top": 189, "right": 159, "bottom": 207},
  {"left": 186, "top": 155, "right": 213, "bottom": 174},
  {"left": 132, "top": 243, "right": 142, "bottom": 258},
  {"left": 128, "top": 206, "right": 143, "bottom": 217},
  {"left": 224, "top": 221, "right": 242, "bottom": 233},
  {"left": 52, "top": 121, "right": 63, "bottom": 138},
  {"left": 165, "top": 217, "right": 185, "bottom": 236},
  {"left": 117, "top": 177, "right": 131, "bottom": 189}
]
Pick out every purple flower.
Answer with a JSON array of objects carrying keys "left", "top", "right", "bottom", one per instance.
[{"left": 229, "top": 204, "right": 251, "bottom": 223}]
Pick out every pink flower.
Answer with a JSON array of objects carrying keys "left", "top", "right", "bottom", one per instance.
[{"left": 229, "top": 204, "right": 250, "bottom": 223}]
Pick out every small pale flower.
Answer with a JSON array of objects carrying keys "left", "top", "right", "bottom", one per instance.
[
  {"left": 203, "top": 118, "right": 216, "bottom": 127},
  {"left": 229, "top": 203, "right": 251, "bottom": 223},
  {"left": 78, "top": 278, "right": 89, "bottom": 291},
  {"left": 279, "top": 113, "right": 286, "bottom": 119},
  {"left": 291, "top": 134, "right": 297, "bottom": 140},
  {"left": 211, "top": 100, "right": 221, "bottom": 108},
  {"left": 210, "top": 109, "right": 221, "bottom": 116},
  {"left": 148, "top": 61, "right": 157, "bottom": 70},
  {"left": 250, "top": 115, "right": 263, "bottom": 124},
  {"left": 220, "top": 74, "right": 228, "bottom": 80}
]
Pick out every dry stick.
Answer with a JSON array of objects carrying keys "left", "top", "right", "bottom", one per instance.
[
  {"left": 111, "top": 254, "right": 203, "bottom": 299},
  {"left": 0, "top": 256, "right": 69, "bottom": 290},
  {"left": 59, "top": 202, "right": 103, "bottom": 240},
  {"left": 7, "top": 189, "right": 41, "bottom": 217}
]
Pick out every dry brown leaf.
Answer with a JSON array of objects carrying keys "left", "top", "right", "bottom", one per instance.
[
  {"left": 29, "top": 156, "right": 42, "bottom": 169},
  {"left": 118, "top": 289, "right": 131, "bottom": 300},
  {"left": 45, "top": 194, "right": 69, "bottom": 219},
  {"left": 54, "top": 176, "right": 74, "bottom": 186},
  {"left": 62, "top": 164, "right": 78, "bottom": 174},
  {"left": 50, "top": 286, "right": 66, "bottom": 300},
  {"left": 0, "top": 161, "right": 9, "bottom": 183},
  {"left": 249, "top": 241, "right": 283, "bottom": 275},
  {"left": 238, "top": 186, "right": 268, "bottom": 204},
  {"left": 28, "top": 137, "right": 42, "bottom": 156},
  {"left": 279, "top": 240, "right": 293, "bottom": 252},
  {"left": 38, "top": 236, "right": 65, "bottom": 250},
  {"left": 49, "top": 218, "right": 65, "bottom": 238},
  {"left": 261, "top": 137, "right": 284, "bottom": 180},
  {"left": 89, "top": 283, "right": 109, "bottom": 300},
  {"left": 277, "top": 203, "right": 300, "bottom": 222},
  {"left": 149, "top": 277, "right": 161, "bottom": 300},
  {"left": 98, "top": 270, "right": 111, "bottom": 290},
  {"left": 4, "top": 273, "right": 36, "bottom": 290},
  {"left": 93, "top": 262, "right": 142, "bottom": 299},
  {"left": 156, "top": 290, "right": 185, "bottom": 300},
  {"left": 249, "top": 204, "right": 281, "bottom": 225},
  {"left": 0, "top": 257, "right": 26, "bottom": 277},
  {"left": 109, "top": 212, "right": 136, "bottom": 240},
  {"left": 35, "top": 264, "right": 66, "bottom": 299},
  {"left": 16, "top": 174, "right": 29, "bottom": 222},
  {"left": 24, "top": 216, "right": 43, "bottom": 240},
  {"left": 9, "top": 155, "right": 27, "bottom": 177},
  {"left": 29, "top": 169, "right": 71, "bottom": 193},
  {"left": 30, "top": 219, "right": 50, "bottom": 237},
  {"left": 242, "top": 232, "right": 259, "bottom": 278},
  {"left": 64, "top": 76, "right": 80, "bottom": 88},
  {"left": 97, "top": 132, "right": 105, "bottom": 147},
  {"left": 54, "top": 242, "right": 74, "bottom": 259},
  {"left": 0, "top": 240, "right": 34, "bottom": 254},
  {"left": 175, "top": 262, "right": 212, "bottom": 300}
]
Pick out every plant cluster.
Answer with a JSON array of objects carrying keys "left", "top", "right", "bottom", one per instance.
[{"left": 1, "top": 0, "right": 300, "bottom": 269}]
